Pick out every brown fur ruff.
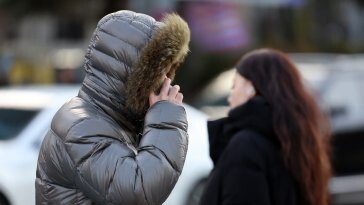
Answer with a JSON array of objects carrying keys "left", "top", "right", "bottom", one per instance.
[{"left": 125, "top": 13, "right": 190, "bottom": 117}]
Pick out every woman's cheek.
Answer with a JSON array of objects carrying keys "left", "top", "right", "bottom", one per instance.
[{"left": 228, "top": 94, "right": 233, "bottom": 107}]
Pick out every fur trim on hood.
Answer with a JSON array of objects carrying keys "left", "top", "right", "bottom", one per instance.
[{"left": 125, "top": 13, "right": 190, "bottom": 117}]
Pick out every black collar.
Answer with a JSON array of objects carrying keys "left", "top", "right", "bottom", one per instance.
[
  {"left": 225, "top": 96, "right": 275, "bottom": 139},
  {"left": 207, "top": 96, "right": 278, "bottom": 164}
]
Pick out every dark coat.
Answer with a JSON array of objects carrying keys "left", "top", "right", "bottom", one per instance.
[
  {"left": 36, "top": 11, "right": 190, "bottom": 205},
  {"left": 200, "top": 96, "right": 302, "bottom": 205}
]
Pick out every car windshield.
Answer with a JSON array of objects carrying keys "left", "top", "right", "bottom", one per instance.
[{"left": 0, "top": 108, "right": 40, "bottom": 140}]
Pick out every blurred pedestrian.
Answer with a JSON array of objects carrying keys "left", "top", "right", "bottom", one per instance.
[
  {"left": 200, "top": 49, "right": 331, "bottom": 205},
  {"left": 36, "top": 10, "right": 190, "bottom": 205}
]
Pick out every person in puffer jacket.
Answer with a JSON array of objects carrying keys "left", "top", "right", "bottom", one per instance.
[{"left": 35, "top": 10, "right": 190, "bottom": 205}]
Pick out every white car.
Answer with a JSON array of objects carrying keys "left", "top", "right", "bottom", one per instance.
[{"left": 0, "top": 85, "right": 213, "bottom": 205}]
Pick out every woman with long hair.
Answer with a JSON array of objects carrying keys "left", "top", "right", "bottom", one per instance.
[{"left": 200, "top": 49, "right": 331, "bottom": 205}]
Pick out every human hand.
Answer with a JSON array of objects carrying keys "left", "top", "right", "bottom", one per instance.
[{"left": 149, "top": 78, "right": 184, "bottom": 107}]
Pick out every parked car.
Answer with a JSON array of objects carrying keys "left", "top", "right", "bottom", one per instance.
[
  {"left": 193, "top": 53, "right": 364, "bottom": 205},
  {"left": 0, "top": 85, "right": 212, "bottom": 205}
]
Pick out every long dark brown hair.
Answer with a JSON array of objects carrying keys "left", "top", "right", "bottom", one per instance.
[{"left": 236, "top": 49, "right": 331, "bottom": 205}]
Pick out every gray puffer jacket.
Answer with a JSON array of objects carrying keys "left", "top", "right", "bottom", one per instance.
[{"left": 36, "top": 10, "right": 190, "bottom": 205}]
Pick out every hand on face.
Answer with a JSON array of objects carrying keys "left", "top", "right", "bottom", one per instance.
[
  {"left": 228, "top": 72, "right": 256, "bottom": 109},
  {"left": 149, "top": 77, "right": 184, "bottom": 107}
]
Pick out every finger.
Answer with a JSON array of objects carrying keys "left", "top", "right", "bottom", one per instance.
[
  {"left": 175, "top": 93, "right": 183, "bottom": 104},
  {"left": 149, "top": 91, "right": 157, "bottom": 99},
  {"left": 149, "top": 92, "right": 157, "bottom": 106},
  {"left": 160, "top": 78, "right": 171, "bottom": 96},
  {"left": 168, "top": 85, "right": 180, "bottom": 99}
]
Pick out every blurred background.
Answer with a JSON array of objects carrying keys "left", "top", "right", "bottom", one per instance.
[{"left": 1, "top": 0, "right": 364, "bottom": 205}]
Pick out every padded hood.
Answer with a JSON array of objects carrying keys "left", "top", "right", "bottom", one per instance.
[{"left": 79, "top": 10, "right": 190, "bottom": 131}]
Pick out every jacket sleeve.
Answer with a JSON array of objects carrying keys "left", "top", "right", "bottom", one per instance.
[
  {"left": 64, "top": 101, "right": 188, "bottom": 205},
  {"left": 220, "top": 132, "right": 271, "bottom": 205}
]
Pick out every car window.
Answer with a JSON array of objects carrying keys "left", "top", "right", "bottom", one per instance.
[
  {"left": 322, "top": 73, "right": 364, "bottom": 130},
  {"left": 0, "top": 108, "right": 40, "bottom": 140}
]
